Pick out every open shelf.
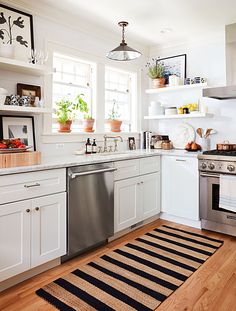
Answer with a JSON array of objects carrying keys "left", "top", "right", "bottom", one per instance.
[
  {"left": 0, "top": 105, "right": 52, "bottom": 114},
  {"left": 145, "top": 83, "right": 207, "bottom": 94},
  {"left": 0, "top": 57, "right": 51, "bottom": 76},
  {"left": 144, "top": 112, "right": 213, "bottom": 120}
]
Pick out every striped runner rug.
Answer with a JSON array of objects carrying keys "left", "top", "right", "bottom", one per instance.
[{"left": 36, "top": 225, "right": 223, "bottom": 311}]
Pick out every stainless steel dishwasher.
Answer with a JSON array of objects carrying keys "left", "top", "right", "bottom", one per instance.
[{"left": 62, "top": 163, "right": 116, "bottom": 262}]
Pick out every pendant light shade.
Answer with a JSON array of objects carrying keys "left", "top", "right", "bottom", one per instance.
[{"left": 106, "top": 21, "right": 141, "bottom": 61}]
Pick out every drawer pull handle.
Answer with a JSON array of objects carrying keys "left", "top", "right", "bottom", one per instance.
[
  {"left": 35, "top": 207, "right": 40, "bottom": 211},
  {"left": 26, "top": 209, "right": 30, "bottom": 213},
  {"left": 176, "top": 159, "right": 187, "bottom": 162},
  {"left": 24, "top": 183, "right": 41, "bottom": 188}
]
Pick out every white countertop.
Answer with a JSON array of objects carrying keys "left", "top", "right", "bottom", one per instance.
[{"left": 0, "top": 149, "right": 200, "bottom": 176}]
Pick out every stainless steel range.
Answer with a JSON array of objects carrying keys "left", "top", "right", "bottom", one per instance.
[{"left": 198, "top": 150, "right": 236, "bottom": 236}]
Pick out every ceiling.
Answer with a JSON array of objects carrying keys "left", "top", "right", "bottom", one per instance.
[{"left": 26, "top": 0, "right": 236, "bottom": 47}]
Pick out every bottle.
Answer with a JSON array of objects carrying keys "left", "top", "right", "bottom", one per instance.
[
  {"left": 85, "top": 138, "right": 92, "bottom": 154},
  {"left": 92, "top": 139, "right": 97, "bottom": 154}
]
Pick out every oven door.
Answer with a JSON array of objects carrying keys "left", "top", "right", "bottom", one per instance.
[{"left": 200, "top": 172, "right": 236, "bottom": 226}]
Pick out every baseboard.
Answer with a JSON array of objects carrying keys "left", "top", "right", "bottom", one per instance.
[
  {"left": 0, "top": 258, "right": 61, "bottom": 292},
  {"left": 160, "top": 212, "right": 201, "bottom": 229},
  {"left": 109, "top": 214, "right": 161, "bottom": 242}
]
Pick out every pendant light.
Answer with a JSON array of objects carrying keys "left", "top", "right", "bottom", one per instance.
[{"left": 106, "top": 21, "right": 141, "bottom": 61}]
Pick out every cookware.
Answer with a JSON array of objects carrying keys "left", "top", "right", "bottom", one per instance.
[{"left": 216, "top": 141, "right": 236, "bottom": 151}]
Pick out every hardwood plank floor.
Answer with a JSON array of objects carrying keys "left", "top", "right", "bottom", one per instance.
[{"left": 0, "top": 219, "right": 236, "bottom": 311}]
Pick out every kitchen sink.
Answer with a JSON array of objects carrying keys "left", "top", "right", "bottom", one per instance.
[{"left": 98, "top": 151, "right": 128, "bottom": 156}]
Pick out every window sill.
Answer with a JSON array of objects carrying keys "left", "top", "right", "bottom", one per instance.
[{"left": 42, "top": 132, "right": 140, "bottom": 143}]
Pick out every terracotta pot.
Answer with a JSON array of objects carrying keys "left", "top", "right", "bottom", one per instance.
[
  {"left": 153, "top": 78, "right": 166, "bottom": 88},
  {"left": 83, "top": 118, "right": 95, "bottom": 132},
  {"left": 108, "top": 119, "right": 122, "bottom": 132},
  {"left": 58, "top": 120, "right": 72, "bottom": 133}
]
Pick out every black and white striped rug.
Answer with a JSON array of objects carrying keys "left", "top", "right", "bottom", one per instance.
[{"left": 36, "top": 225, "right": 223, "bottom": 310}]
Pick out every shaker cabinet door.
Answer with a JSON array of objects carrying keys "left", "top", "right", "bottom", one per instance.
[
  {"left": 141, "top": 172, "right": 160, "bottom": 220},
  {"left": 0, "top": 200, "right": 31, "bottom": 282},
  {"left": 114, "top": 177, "right": 141, "bottom": 233},
  {"left": 31, "top": 193, "right": 66, "bottom": 268}
]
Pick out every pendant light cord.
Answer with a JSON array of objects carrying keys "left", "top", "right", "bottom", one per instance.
[{"left": 122, "top": 24, "right": 125, "bottom": 44}]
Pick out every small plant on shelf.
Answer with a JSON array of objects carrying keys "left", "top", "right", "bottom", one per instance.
[
  {"left": 75, "top": 94, "right": 95, "bottom": 132},
  {"left": 146, "top": 58, "right": 165, "bottom": 88},
  {"left": 56, "top": 98, "right": 78, "bottom": 133},
  {"left": 107, "top": 100, "right": 122, "bottom": 132}
]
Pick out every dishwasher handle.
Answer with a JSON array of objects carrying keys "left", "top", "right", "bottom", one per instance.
[{"left": 70, "top": 167, "right": 117, "bottom": 179}]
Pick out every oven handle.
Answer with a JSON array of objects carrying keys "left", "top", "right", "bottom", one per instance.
[{"left": 200, "top": 172, "right": 220, "bottom": 178}]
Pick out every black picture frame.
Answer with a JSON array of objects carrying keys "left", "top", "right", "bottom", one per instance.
[
  {"left": 0, "top": 115, "right": 36, "bottom": 151},
  {"left": 157, "top": 54, "right": 187, "bottom": 85},
  {"left": 128, "top": 137, "right": 136, "bottom": 150},
  {"left": 0, "top": 4, "right": 34, "bottom": 61}
]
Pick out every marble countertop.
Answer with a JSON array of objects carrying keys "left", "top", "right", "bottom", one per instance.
[{"left": 0, "top": 149, "right": 200, "bottom": 176}]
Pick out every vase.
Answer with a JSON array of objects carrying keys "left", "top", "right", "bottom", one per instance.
[
  {"left": 58, "top": 120, "right": 72, "bottom": 133},
  {"left": 153, "top": 78, "right": 165, "bottom": 88},
  {"left": 83, "top": 118, "right": 95, "bottom": 132},
  {"left": 0, "top": 44, "right": 15, "bottom": 59},
  {"left": 108, "top": 119, "right": 122, "bottom": 132}
]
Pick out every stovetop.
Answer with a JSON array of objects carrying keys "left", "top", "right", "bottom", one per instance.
[{"left": 203, "top": 150, "right": 236, "bottom": 156}]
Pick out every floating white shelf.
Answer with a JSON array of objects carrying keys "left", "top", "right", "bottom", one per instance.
[
  {"left": 145, "top": 83, "right": 207, "bottom": 94},
  {"left": 0, "top": 105, "right": 52, "bottom": 114},
  {"left": 144, "top": 112, "right": 213, "bottom": 120},
  {"left": 0, "top": 56, "right": 51, "bottom": 76}
]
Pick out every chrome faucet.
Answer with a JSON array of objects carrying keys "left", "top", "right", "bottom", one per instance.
[{"left": 103, "top": 135, "right": 123, "bottom": 152}]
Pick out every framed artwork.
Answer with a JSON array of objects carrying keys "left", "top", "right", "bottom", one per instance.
[
  {"left": 17, "top": 83, "right": 41, "bottom": 106},
  {"left": 0, "top": 116, "right": 36, "bottom": 151},
  {"left": 128, "top": 137, "right": 136, "bottom": 150},
  {"left": 0, "top": 4, "right": 34, "bottom": 61},
  {"left": 157, "top": 54, "right": 187, "bottom": 85}
]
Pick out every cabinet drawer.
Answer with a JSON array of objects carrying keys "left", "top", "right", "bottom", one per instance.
[
  {"left": 114, "top": 159, "right": 139, "bottom": 181},
  {"left": 139, "top": 156, "right": 160, "bottom": 175},
  {"left": 0, "top": 168, "right": 66, "bottom": 205}
]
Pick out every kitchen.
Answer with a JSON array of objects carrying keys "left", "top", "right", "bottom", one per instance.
[{"left": 0, "top": 1, "right": 236, "bottom": 310}]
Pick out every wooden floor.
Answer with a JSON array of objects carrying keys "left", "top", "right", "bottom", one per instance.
[{"left": 1, "top": 219, "right": 236, "bottom": 311}]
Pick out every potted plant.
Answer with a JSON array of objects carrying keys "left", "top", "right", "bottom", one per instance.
[
  {"left": 0, "top": 12, "right": 28, "bottom": 58},
  {"left": 75, "top": 94, "right": 95, "bottom": 132},
  {"left": 146, "top": 59, "right": 165, "bottom": 88},
  {"left": 56, "top": 98, "right": 78, "bottom": 133},
  {"left": 108, "top": 100, "right": 122, "bottom": 132}
]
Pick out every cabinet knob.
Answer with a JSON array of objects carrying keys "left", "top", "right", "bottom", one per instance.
[
  {"left": 35, "top": 207, "right": 40, "bottom": 211},
  {"left": 26, "top": 209, "right": 30, "bottom": 213},
  {"left": 137, "top": 183, "right": 140, "bottom": 185},
  {"left": 140, "top": 181, "right": 144, "bottom": 184}
]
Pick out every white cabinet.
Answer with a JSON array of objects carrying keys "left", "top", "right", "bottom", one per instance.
[
  {"left": 162, "top": 156, "right": 199, "bottom": 221},
  {"left": 114, "top": 156, "right": 161, "bottom": 233},
  {"left": 142, "top": 173, "right": 160, "bottom": 219},
  {"left": 114, "top": 177, "right": 141, "bottom": 232},
  {"left": 31, "top": 193, "right": 66, "bottom": 268},
  {"left": 0, "top": 200, "right": 31, "bottom": 282},
  {"left": 0, "top": 192, "right": 66, "bottom": 282}
]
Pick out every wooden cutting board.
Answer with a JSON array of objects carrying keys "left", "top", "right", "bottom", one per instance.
[{"left": 0, "top": 151, "right": 41, "bottom": 168}]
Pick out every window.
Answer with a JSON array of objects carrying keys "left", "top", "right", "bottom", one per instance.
[
  {"left": 52, "top": 53, "right": 94, "bottom": 131},
  {"left": 105, "top": 67, "right": 136, "bottom": 132}
]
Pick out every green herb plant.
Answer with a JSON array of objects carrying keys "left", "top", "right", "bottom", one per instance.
[
  {"left": 75, "top": 94, "right": 93, "bottom": 119},
  {"left": 146, "top": 58, "right": 165, "bottom": 79}
]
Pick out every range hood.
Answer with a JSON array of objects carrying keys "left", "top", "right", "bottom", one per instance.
[
  {"left": 203, "top": 86, "right": 236, "bottom": 99},
  {"left": 203, "top": 23, "right": 236, "bottom": 99}
]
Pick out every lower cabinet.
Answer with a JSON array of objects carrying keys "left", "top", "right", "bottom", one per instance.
[
  {"left": 162, "top": 156, "right": 199, "bottom": 221},
  {"left": 114, "top": 172, "right": 160, "bottom": 233},
  {"left": 0, "top": 192, "right": 66, "bottom": 282}
]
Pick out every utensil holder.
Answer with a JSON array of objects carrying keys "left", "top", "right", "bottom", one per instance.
[{"left": 199, "top": 138, "right": 210, "bottom": 151}]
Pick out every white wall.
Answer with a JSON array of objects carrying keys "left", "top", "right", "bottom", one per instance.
[
  {"left": 145, "top": 32, "right": 236, "bottom": 149},
  {"left": 0, "top": 1, "right": 147, "bottom": 156}
]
